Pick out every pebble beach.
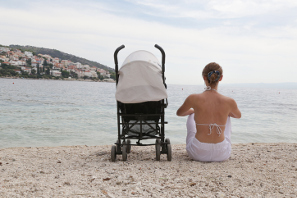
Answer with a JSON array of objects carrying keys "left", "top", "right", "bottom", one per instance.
[{"left": 1, "top": 143, "right": 297, "bottom": 197}]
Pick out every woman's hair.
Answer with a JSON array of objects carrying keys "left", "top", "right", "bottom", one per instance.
[{"left": 202, "top": 62, "right": 223, "bottom": 86}]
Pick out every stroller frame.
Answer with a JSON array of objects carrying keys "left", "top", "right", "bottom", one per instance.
[{"left": 111, "top": 44, "right": 171, "bottom": 162}]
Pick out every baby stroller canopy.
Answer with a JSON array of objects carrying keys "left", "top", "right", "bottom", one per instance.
[{"left": 115, "top": 50, "right": 168, "bottom": 103}]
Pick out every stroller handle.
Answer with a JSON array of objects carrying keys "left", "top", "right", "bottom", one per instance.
[
  {"left": 154, "top": 44, "right": 165, "bottom": 72},
  {"left": 114, "top": 45, "right": 125, "bottom": 66},
  {"left": 114, "top": 45, "right": 125, "bottom": 84},
  {"left": 154, "top": 44, "right": 167, "bottom": 89}
]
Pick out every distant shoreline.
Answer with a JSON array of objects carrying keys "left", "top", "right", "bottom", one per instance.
[
  {"left": 0, "top": 76, "right": 115, "bottom": 83},
  {"left": 2, "top": 77, "right": 296, "bottom": 87},
  {"left": 222, "top": 82, "right": 297, "bottom": 89},
  {"left": 169, "top": 82, "right": 297, "bottom": 89}
]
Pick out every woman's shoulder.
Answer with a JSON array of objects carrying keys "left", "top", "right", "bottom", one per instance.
[
  {"left": 183, "top": 93, "right": 203, "bottom": 104},
  {"left": 187, "top": 93, "right": 204, "bottom": 100},
  {"left": 219, "top": 94, "right": 237, "bottom": 104}
]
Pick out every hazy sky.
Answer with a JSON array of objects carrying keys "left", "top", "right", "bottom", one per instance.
[{"left": 1, "top": 0, "right": 296, "bottom": 85}]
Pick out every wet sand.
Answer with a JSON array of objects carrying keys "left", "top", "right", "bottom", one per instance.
[{"left": 1, "top": 143, "right": 297, "bottom": 197}]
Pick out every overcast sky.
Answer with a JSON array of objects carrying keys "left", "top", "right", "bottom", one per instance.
[{"left": 1, "top": 0, "right": 296, "bottom": 85}]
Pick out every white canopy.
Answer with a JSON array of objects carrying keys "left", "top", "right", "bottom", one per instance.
[{"left": 115, "top": 50, "right": 168, "bottom": 103}]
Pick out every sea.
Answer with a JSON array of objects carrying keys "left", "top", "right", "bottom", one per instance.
[{"left": 1, "top": 78, "right": 297, "bottom": 148}]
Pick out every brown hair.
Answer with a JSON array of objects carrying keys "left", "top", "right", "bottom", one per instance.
[{"left": 202, "top": 62, "right": 223, "bottom": 86}]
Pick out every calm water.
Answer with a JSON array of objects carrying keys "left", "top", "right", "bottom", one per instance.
[{"left": 1, "top": 78, "right": 297, "bottom": 148}]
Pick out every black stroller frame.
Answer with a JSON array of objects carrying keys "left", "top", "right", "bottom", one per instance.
[{"left": 111, "top": 44, "right": 172, "bottom": 162}]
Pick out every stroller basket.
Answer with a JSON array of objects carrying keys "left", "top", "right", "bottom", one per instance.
[
  {"left": 111, "top": 44, "right": 171, "bottom": 162},
  {"left": 119, "top": 101, "right": 166, "bottom": 138}
]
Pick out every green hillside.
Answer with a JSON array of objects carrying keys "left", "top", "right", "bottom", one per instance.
[{"left": 8, "top": 45, "right": 113, "bottom": 72}]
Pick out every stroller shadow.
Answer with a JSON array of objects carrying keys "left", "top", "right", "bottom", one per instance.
[{"left": 100, "top": 145, "right": 191, "bottom": 162}]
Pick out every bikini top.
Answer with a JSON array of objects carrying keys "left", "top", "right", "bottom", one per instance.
[{"left": 196, "top": 123, "right": 225, "bottom": 136}]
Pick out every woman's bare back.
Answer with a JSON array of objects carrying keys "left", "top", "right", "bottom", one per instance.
[
  {"left": 192, "top": 91, "right": 232, "bottom": 143},
  {"left": 177, "top": 90, "right": 240, "bottom": 143}
]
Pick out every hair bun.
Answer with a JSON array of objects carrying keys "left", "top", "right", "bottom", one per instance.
[
  {"left": 207, "top": 70, "right": 220, "bottom": 83},
  {"left": 202, "top": 62, "right": 223, "bottom": 86}
]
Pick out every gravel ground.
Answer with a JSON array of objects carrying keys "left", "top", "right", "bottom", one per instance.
[{"left": 1, "top": 143, "right": 297, "bottom": 197}]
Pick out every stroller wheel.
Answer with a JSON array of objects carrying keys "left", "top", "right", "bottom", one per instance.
[
  {"left": 111, "top": 145, "right": 116, "bottom": 162},
  {"left": 126, "top": 139, "right": 131, "bottom": 153},
  {"left": 165, "top": 138, "right": 172, "bottom": 161},
  {"left": 165, "top": 138, "right": 171, "bottom": 145},
  {"left": 122, "top": 142, "right": 127, "bottom": 161},
  {"left": 167, "top": 144, "right": 172, "bottom": 161},
  {"left": 155, "top": 139, "right": 161, "bottom": 161},
  {"left": 116, "top": 139, "right": 121, "bottom": 153}
]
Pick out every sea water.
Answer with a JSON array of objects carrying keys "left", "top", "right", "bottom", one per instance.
[{"left": 1, "top": 78, "right": 297, "bottom": 148}]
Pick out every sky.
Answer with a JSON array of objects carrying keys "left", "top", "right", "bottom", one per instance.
[{"left": 0, "top": 0, "right": 297, "bottom": 85}]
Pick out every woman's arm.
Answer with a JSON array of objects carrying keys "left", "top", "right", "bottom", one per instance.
[
  {"left": 229, "top": 98, "right": 241, "bottom": 118},
  {"left": 176, "top": 95, "right": 195, "bottom": 116}
]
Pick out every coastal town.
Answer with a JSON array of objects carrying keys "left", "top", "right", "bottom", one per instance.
[{"left": 0, "top": 46, "right": 115, "bottom": 81}]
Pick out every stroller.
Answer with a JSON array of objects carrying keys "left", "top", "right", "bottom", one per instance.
[{"left": 111, "top": 44, "right": 171, "bottom": 162}]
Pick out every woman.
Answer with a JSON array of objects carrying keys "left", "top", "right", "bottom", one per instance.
[{"left": 176, "top": 62, "right": 241, "bottom": 162}]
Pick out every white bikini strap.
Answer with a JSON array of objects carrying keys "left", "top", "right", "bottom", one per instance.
[
  {"left": 208, "top": 123, "right": 223, "bottom": 136},
  {"left": 196, "top": 123, "right": 224, "bottom": 136}
]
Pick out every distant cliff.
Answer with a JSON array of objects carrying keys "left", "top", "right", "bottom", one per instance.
[{"left": 9, "top": 45, "right": 113, "bottom": 72}]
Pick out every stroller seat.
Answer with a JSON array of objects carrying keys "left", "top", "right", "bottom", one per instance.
[{"left": 120, "top": 101, "right": 162, "bottom": 137}]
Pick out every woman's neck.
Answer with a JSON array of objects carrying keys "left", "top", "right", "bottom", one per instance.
[
  {"left": 205, "top": 85, "right": 218, "bottom": 91},
  {"left": 205, "top": 86, "right": 217, "bottom": 91}
]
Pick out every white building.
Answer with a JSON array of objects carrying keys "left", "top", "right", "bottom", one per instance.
[
  {"left": 97, "top": 69, "right": 107, "bottom": 76},
  {"left": 61, "top": 60, "right": 71, "bottom": 67},
  {"left": 24, "top": 51, "right": 33, "bottom": 57},
  {"left": 67, "top": 65, "right": 77, "bottom": 72},
  {"left": 91, "top": 71, "right": 98, "bottom": 78},
  {"left": 83, "top": 71, "right": 92, "bottom": 78},
  {"left": 50, "top": 69, "right": 61, "bottom": 77},
  {"left": 90, "top": 66, "right": 97, "bottom": 72},
  {"left": 9, "top": 60, "right": 20, "bottom": 66},
  {"left": 21, "top": 66, "right": 32, "bottom": 74},
  {"left": 73, "top": 62, "right": 82, "bottom": 69},
  {"left": 0, "top": 47, "right": 10, "bottom": 52},
  {"left": 53, "top": 57, "right": 60, "bottom": 63},
  {"left": 83, "top": 65, "right": 90, "bottom": 70},
  {"left": 31, "top": 62, "right": 38, "bottom": 67},
  {"left": 13, "top": 69, "right": 22, "bottom": 74},
  {"left": 75, "top": 69, "right": 83, "bottom": 78},
  {"left": 18, "top": 60, "right": 26, "bottom": 66}
]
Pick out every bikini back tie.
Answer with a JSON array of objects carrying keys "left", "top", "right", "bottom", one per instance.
[{"left": 196, "top": 123, "right": 225, "bottom": 136}]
